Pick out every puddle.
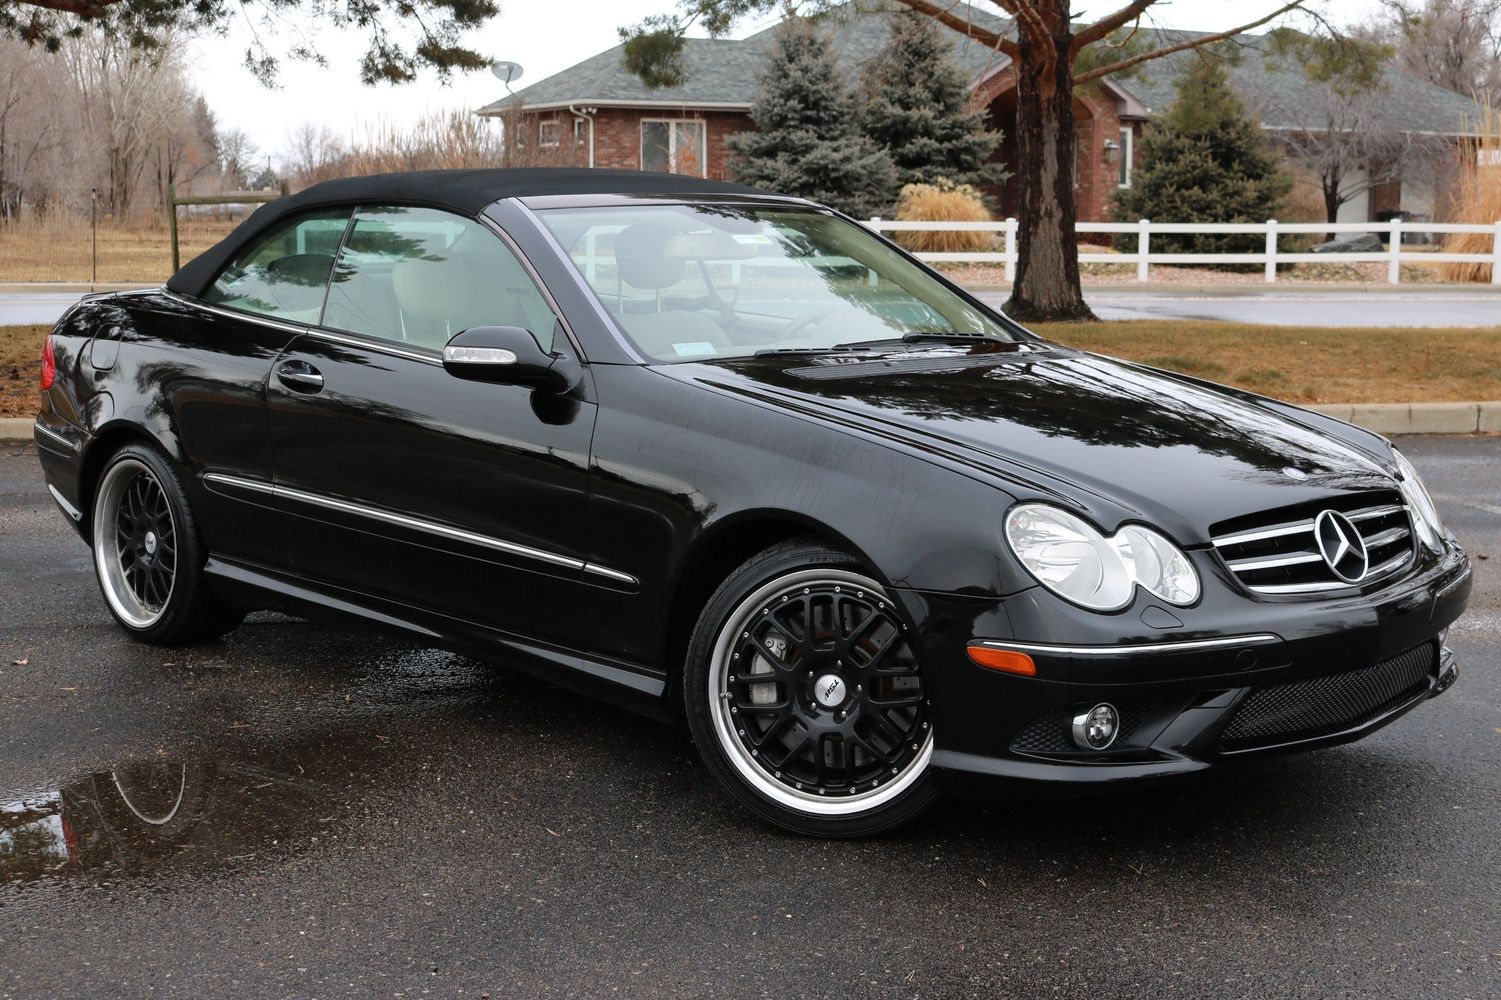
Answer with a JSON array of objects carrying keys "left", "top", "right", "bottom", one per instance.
[{"left": 1, "top": 755, "right": 331, "bottom": 884}]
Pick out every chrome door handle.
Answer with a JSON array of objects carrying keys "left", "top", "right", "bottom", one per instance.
[{"left": 276, "top": 362, "right": 324, "bottom": 393}]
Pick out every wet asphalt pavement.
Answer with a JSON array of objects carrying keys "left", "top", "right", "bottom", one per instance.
[{"left": 0, "top": 438, "right": 1497, "bottom": 999}]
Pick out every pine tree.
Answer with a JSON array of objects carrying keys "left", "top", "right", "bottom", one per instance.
[
  {"left": 860, "top": 12, "right": 1006, "bottom": 192},
  {"left": 727, "top": 17, "right": 897, "bottom": 219},
  {"left": 1112, "top": 57, "right": 1291, "bottom": 260}
]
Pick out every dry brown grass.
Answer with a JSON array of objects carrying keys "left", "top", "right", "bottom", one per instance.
[
  {"left": 892, "top": 181, "right": 995, "bottom": 254},
  {"left": 0, "top": 215, "right": 240, "bottom": 283},
  {"left": 1441, "top": 100, "right": 1500, "bottom": 283},
  {"left": 6, "top": 320, "right": 1500, "bottom": 418},
  {"left": 1036, "top": 320, "right": 1501, "bottom": 404},
  {"left": 2, "top": 324, "right": 49, "bottom": 417}
]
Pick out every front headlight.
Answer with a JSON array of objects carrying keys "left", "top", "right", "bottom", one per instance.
[
  {"left": 1004, "top": 504, "right": 1200, "bottom": 612},
  {"left": 1393, "top": 449, "right": 1445, "bottom": 552}
]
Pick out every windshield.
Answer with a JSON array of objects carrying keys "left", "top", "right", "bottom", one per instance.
[{"left": 534, "top": 204, "right": 1022, "bottom": 362}]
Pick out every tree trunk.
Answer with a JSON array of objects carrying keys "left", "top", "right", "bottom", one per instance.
[
  {"left": 1321, "top": 168, "right": 1342, "bottom": 242},
  {"left": 1003, "top": 9, "right": 1095, "bottom": 323}
]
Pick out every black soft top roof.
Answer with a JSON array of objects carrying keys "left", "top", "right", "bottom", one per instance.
[{"left": 165, "top": 168, "right": 776, "bottom": 298}]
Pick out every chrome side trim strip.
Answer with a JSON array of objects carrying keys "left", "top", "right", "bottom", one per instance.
[
  {"left": 971, "top": 634, "right": 1281, "bottom": 656},
  {"left": 33, "top": 421, "right": 76, "bottom": 452},
  {"left": 582, "top": 563, "right": 639, "bottom": 585},
  {"left": 47, "top": 484, "right": 83, "bottom": 521},
  {"left": 201, "top": 472, "right": 637, "bottom": 585}
]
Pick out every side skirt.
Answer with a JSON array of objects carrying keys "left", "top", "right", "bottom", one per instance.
[{"left": 203, "top": 557, "right": 673, "bottom": 722}]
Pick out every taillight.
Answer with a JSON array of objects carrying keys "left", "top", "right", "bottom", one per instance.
[{"left": 40, "top": 334, "right": 56, "bottom": 390}]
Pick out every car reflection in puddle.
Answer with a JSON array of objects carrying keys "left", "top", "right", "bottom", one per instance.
[{"left": 1, "top": 756, "right": 328, "bottom": 884}]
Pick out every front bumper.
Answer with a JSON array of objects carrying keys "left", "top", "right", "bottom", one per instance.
[{"left": 896, "top": 543, "right": 1472, "bottom": 794}]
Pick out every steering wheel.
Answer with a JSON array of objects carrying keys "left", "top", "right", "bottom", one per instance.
[{"left": 778, "top": 306, "right": 840, "bottom": 341}]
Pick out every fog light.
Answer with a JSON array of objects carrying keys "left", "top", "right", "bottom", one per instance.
[{"left": 1072, "top": 703, "right": 1119, "bottom": 750}]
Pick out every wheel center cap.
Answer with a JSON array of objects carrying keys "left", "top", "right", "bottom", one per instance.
[
  {"left": 813, "top": 673, "right": 847, "bottom": 708},
  {"left": 144, "top": 531, "right": 158, "bottom": 556}
]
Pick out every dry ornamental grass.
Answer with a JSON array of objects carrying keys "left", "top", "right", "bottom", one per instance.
[
  {"left": 891, "top": 181, "right": 996, "bottom": 254},
  {"left": 1441, "top": 100, "right": 1500, "bottom": 284}
]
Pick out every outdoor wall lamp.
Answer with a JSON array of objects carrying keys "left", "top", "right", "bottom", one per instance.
[{"left": 1103, "top": 138, "right": 1121, "bottom": 163}]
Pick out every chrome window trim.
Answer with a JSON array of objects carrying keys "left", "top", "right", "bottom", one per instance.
[
  {"left": 201, "top": 472, "right": 637, "bottom": 586},
  {"left": 303, "top": 327, "right": 443, "bottom": 367},
  {"left": 163, "top": 289, "right": 309, "bottom": 337},
  {"left": 971, "top": 634, "right": 1281, "bottom": 656}
]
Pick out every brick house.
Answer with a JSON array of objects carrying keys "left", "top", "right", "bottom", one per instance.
[{"left": 478, "top": 3, "right": 1482, "bottom": 224}]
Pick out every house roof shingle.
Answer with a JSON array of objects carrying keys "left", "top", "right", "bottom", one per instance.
[
  {"left": 478, "top": 2, "right": 1011, "bottom": 114},
  {"left": 1114, "top": 30, "right": 1484, "bottom": 137},
  {"left": 479, "top": 4, "right": 1484, "bottom": 138}
]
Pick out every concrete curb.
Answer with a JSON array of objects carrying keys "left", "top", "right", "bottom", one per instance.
[
  {"left": 7, "top": 405, "right": 1500, "bottom": 444},
  {"left": 0, "top": 282, "right": 154, "bottom": 294},
  {"left": 1, "top": 418, "right": 35, "bottom": 441},
  {"left": 1310, "top": 401, "right": 1501, "bottom": 435}
]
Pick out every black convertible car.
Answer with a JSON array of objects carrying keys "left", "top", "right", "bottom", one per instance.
[{"left": 34, "top": 169, "right": 1469, "bottom": 835}]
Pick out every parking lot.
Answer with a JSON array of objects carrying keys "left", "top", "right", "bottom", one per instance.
[{"left": 1, "top": 436, "right": 1497, "bottom": 999}]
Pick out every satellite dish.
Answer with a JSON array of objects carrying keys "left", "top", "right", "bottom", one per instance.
[{"left": 490, "top": 61, "right": 524, "bottom": 88}]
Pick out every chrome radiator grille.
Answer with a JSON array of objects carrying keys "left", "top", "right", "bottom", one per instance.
[{"left": 1212, "top": 494, "right": 1415, "bottom": 596}]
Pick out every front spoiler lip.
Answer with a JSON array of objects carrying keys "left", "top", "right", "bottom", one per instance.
[{"left": 930, "top": 646, "right": 1458, "bottom": 792}]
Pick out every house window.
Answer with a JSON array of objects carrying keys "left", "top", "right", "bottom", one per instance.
[
  {"left": 574, "top": 118, "right": 587, "bottom": 144},
  {"left": 539, "top": 120, "right": 560, "bottom": 148},
  {"left": 1117, "top": 127, "right": 1133, "bottom": 188},
  {"left": 641, "top": 119, "right": 707, "bottom": 177}
]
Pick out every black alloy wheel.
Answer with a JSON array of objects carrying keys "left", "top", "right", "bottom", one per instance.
[{"left": 685, "top": 540, "right": 938, "bottom": 836}]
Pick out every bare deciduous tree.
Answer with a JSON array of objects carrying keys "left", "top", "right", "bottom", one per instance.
[
  {"left": 1378, "top": 0, "right": 1501, "bottom": 99},
  {"left": 1263, "top": 27, "right": 1452, "bottom": 227},
  {"left": 64, "top": 26, "right": 204, "bottom": 215}
]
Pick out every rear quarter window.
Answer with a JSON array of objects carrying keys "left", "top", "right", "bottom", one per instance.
[{"left": 202, "top": 209, "right": 351, "bottom": 323}]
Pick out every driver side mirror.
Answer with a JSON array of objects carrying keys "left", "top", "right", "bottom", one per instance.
[{"left": 442, "top": 325, "right": 580, "bottom": 394}]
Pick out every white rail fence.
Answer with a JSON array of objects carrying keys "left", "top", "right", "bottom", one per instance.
[{"left": 864, "top": 217, "right": 1501, "bottom": 285}]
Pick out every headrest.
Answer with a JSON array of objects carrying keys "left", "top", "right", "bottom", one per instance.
[
  {"left": 615, "top": 223, "right": 686, "bottom": 290},
  {"left": 392, "top": 254, "right": 478, "bottom": 322}
]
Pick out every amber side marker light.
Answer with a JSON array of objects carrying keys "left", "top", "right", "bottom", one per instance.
[{"left": 966, "top": 644, "right": 1036, "bottom": 676}]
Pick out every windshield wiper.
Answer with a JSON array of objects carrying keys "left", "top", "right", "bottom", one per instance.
[
  {"left": 752, "top": 345, "right": 866, "bottom": 358},
  {"left": 832, "top": 332, "right": 1004, "bottom": 350}
]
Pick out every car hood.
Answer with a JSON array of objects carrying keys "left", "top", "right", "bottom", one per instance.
[{"left": 670, "top": 344, "right": 1396, "bottom": 545}]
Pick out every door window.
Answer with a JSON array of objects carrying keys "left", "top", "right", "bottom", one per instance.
[
  {"left": 321, "top": 204, "right": 558, "bottom": 352},
  {"left": 320, "top": 206, "right": 558, "bottom": 353},
  {"left": 202, "top": 209, "right": 350, "bottom": 322}
]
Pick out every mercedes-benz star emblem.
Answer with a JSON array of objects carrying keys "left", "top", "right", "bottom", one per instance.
[{"left": 1314, "top": 509, "right": 1368, "bottom": 583}]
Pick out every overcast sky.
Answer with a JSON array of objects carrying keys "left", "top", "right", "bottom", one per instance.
[{"left": 189, "top": 0, "right": 1389, "bottom": 168}]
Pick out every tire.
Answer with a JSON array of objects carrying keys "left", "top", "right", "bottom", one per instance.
[
  {"left": 90, "top": 443, "right": 245, "bottom": 644},
  {"left": 684, "top": 539, "right": 938, "bottom": 837}
]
